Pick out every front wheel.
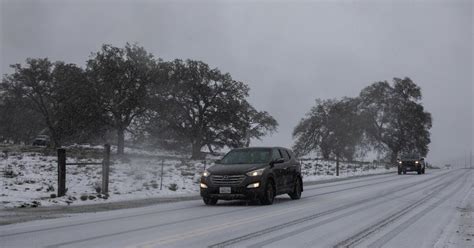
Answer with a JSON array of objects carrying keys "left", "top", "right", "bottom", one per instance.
[
  {"left": 260, "top": 181, "right": 275, "bottom": 205},
  {"left": 289, "top": 177, "right": 302, "bottom": 200},
  {"left": 203, "top": 197, "right": 218, "bottom": 205}
]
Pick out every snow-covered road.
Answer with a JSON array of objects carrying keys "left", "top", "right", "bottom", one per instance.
[{"left": 1, "top": 169, "right": 472, "bottom": 248}]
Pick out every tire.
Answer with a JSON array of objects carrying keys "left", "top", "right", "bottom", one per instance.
[
  {"left": 203, "top": 197, "right": 218, "bottom": 206},
  {"left": 417, "top": 169, "right": 421, "bottom": 175},
  {"left": 422, "top": 168, "right": 425, "bottom": 174},
  {"left": 403, "top": 170, "right": 406, "bottom": 175},
  {"left": 289, "top": 177, "right": 302, "bottom": 200},
  {"left": 398, "top": 168, "right": 402, "bottom": 175},
  {"left": 260, "top": 180, "right": 275, "bottom": 205}
]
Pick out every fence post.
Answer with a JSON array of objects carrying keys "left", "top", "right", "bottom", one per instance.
[
  {"left": 160, "top": 160, "right": 164, "bottom": 190},
  {"left": 102, "top": 144, "right": 110, "bottom": 195},
  {"left": 57, "top": 148, "right": 66, "bottom": 197}
]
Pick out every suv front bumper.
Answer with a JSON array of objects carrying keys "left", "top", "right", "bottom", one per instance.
[
  {"left": 399, "top": 164, "right": 423, "bottom": 171},
  {"left": 200, "top": 176, "right": 266, "bottom": 200}
]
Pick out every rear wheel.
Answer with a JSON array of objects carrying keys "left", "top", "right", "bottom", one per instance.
[
  {"left": 260, "top": 180, "right": 275, "bottom": 205},
  {"left": 289, "top": 177, "right": 302, "bottom": 200},
  {"left": 398, "top": 167, "right": 402, "bottom": 175},
  {"left": 403, "top": 170, "right": 407, "bottom": 175},
  {"left": 422, "top": 168, "right": 425, "bottom": 174},
  {"left": 203, "top": 197, "right": 218, "bottom": 205}
]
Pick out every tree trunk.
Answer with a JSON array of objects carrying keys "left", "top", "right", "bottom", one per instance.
[
  {"left": 244, "top": 129, "right": 251, "bottom": 147},
  {"left": 321, "top": 146, "right": 330, "bottom": 160},
  {"left": 336, "top": 155, "right": 340, "bottom": 176},
  {"left": 53, "top": 139, "right": 61, "bottom": 149},
  {"left": 207, "top": 144, "right": 216, "bottom": 155},
  {"left": 390, "top": 150, "right": 399, "bottom": 164},
  {"left": 117, "top": 128, "right": 125, "bottom": 155},
  {"left": 49, "top": 128, "right": 61, "bottom": 149},
  {"left": 191, "top": 141, "right": 203, "bottom": 160}
]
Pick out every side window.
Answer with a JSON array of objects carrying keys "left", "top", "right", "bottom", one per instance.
[
  {"left": 285, "top": 150, "right": 292, "bottom": 160},
  {"left": 280, "top": 149, "right": 290, "bottom": 161},
  {"left": 272, "top": 149, "right": 282, "bottom": 160}
]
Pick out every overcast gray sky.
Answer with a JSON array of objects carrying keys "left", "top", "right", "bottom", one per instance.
[{"left": 1, "top": 0, "right": 472, "bottom": 166}]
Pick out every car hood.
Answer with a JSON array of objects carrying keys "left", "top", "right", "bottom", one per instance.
[{"left": 208, "top": 163, "right": 267, "bottom": 175}]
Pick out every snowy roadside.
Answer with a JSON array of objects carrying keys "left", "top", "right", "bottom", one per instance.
[
  {"left": 1, "top": 149, "right": 396, "bottom": 209},
  {"left": 434, "top": 181, "right": 474, "bottom": 248}
]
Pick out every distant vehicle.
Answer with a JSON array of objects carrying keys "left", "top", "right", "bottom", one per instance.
[
  {"left": 397, "top": 153, "right": 425, "bottom": 175},
  {"left": 32, "top": 135, "right": 50, "bottom": 147},
  {"left": 200, "top": 147, "right": 303, "bottom": 205}
]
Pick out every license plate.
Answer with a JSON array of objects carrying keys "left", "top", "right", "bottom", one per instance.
[{"left": 219, "top": 187, "right": 231, "bottom": 194}]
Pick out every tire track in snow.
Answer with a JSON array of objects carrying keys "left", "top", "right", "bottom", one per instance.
[
  {"left": 366, "top": 170, "right": 472, "bottom": 248},
  {"left": 207, "top": 170, "right": 458, "bottom": 248},
  {"left": 334, "top": 171, "right": 468, "bottom": 248}
]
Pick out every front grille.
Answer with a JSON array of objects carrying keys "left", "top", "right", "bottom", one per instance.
[
  {"left": 402, "top": 162, "right": 418, "bottom": 166},
  {"left": 211, "top": 175, "right": 246, "bottom": 186}
]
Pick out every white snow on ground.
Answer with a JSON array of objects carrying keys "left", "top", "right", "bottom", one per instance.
[
  {"left": 64, "top": 144, "right": 185, "bottom": 158},
  {"left": 434, "top": 184, "right": 474, "bottom": 248},
  {"left": 0, "top": 148, "right": 395, "bottom": 208},
  {"left": 299, "top": 159, "right": 394, "bottom": 181}
]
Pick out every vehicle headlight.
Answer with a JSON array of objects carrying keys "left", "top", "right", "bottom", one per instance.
[
  {"left": 200, "top": 183, "right": 208, "bottom": 188},
  {"left": 246, "top": 168, "right": 265, "bottom": 177},
  {"left": 415, "top": 161, "right": 419, "bottom": 164},
  {"left": 247, "top": 182, "right": 260, "bottom": 188},
  {"left": 202, "top": 170, "right": 210, "bottom": 177},
  {"left": 398, "top": 161, "right": 402, "bottom": 164}
]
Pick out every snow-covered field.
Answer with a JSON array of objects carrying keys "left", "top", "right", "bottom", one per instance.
[
  {"left": 299, "top": 159, "right": 393, "bottom": 181},
  {"left": 0, "top": 146, "right": 394, "bottom": 208}
]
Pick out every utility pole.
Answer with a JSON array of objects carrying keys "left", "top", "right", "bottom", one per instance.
[
  {"left": 465, "top": 151, "right": 468, "bottom": 169},
  {"left": 470, "top": 150, "right": 472, "bottom": 169}
]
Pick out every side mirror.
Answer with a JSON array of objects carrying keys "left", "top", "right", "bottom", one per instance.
[
  {"left": 270, "top": 158, "right": 285, "bottom": 165},
  {"left": 214, "top": 159, "right": 222, "bottom": 164},
  {"left": 420, "top": 158, "right": 425, "bottom": 161}
]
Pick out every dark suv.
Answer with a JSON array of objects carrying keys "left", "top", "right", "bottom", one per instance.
[
  {"left": 397, "top": 154, "right": 425, "bottom": 175},
  {"left": 200, "top": 147, "right": 303, "bottom": 205}
]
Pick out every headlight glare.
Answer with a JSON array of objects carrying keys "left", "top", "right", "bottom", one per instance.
[
  {"left": 202, "top": 170, "right": 210, "bottom": 177},
  {"left": 246, "top": 168, "right": 265, "bottom": 177},
  {"left": 247, "top": 182, "right": 260, "bottom": 188},
  {"left": 200, "top": 183, "right": 208, "bottom": 188}
]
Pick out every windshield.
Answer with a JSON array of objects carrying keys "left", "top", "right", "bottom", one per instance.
[
  {"left": 220, "top": 149, "right": 271, "bottom": 164},
  {"left": 401, "top": 153, "right": 421, "bottom": 160}
]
